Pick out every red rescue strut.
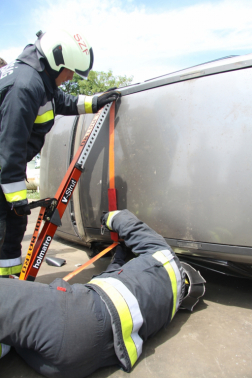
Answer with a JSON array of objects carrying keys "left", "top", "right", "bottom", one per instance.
[{"left": 20, "top": 103, "right": 115, "bottom": 281}]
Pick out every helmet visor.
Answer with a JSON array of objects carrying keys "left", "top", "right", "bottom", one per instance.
[{"left": 75, "top": 47, "right": 94, "bottom": 78}]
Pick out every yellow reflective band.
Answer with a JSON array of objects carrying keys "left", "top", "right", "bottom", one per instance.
[
  {"left": 106, "top": 212, "right": 114, "bottom": 230},
  {"left": 0, "top": 264, "right": 22, "bottom": 276},
  {"left": 34, "top": 110, "right": 54, "bottom": 124},
  {"left": 90, "top": 279, "right": 138, "bottom": 367},
  {"left": 84, "top": 96, "right": 93, "bottom": 114},
  {"left": 163, "top": 261, "right": 177, "bottom": 318},
  {"left": 0, "top": 344, "right": 2, "bottom": 358},
  {"left": 106, "top": 211, "right": 120, "bottom": 230},
  {"left": 5, "top": 189, "right": 27, "bottom": 203},
  {"left": 152, "top": 251, "right": 177, "bottom": 319}
]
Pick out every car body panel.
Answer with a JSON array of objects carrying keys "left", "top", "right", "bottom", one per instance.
[{"left": 41, "top": 54, "right": 252, "bottom": 266}]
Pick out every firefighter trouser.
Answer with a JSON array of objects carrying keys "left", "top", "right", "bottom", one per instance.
[
  {"left": 0, "top": 278, "right": 119, "bottom": 378},
  {"left": 0, "top": 187, "right": 27, "bottom": 277},
  {"left": 105, "top": 244, "right": 126, "bottom": 271}
]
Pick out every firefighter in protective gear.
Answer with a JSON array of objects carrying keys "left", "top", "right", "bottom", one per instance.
[
  {"left": 0, "top": 29, "right": 120, "bottom": 278},
  {"left": 0, "top": 210, "right": 205, "bottom": 376}
]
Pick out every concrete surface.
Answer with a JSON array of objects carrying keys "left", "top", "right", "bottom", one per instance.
[{"left": 1, "top": 207, "right": 252, "bottom": 378}]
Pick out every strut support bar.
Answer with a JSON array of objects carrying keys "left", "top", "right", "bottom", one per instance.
[{"left": 20, "top": 104, "right": 112, "bottom": 281}]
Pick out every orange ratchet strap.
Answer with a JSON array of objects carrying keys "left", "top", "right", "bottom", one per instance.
[
  {"left": 108, "top": 101, "right": 119, "bottom": 242},
  {"left": 63, "top": 101, "right": 119, "bottom": 282},
  {"left": 63, "top": 242, "right": 118, "bottom": 282}
]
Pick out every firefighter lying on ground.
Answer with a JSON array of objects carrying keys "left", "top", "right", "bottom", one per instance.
[
  {"left": 0, "top": 210, "right": 205, "bottom": 377},
  {"left": 0, "top": 28, "right": 120, "bottom": 278}
]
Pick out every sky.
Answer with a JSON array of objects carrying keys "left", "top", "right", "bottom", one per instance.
[{"left": 1, "top": 0, "right": 252, "bottom": 83}]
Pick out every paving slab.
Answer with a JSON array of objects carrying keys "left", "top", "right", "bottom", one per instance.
[{"left": 1, "top": 207, "right": 252, "bottom": 378}]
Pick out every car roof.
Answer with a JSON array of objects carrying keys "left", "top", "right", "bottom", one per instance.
[{"left": 120, "top": 53, "right": 252, "bottom": 96}]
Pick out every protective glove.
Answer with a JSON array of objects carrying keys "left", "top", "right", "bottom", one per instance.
[
  {"left": 100, "top": 212, "right": 108, "bottom": 227},
  {"left": 14, "top": 203, "right": 31, "bottom": 216},
  {"left": 100, "top": 210, "right": 121, "bottom": 231},
  {"left": 92, "top": 88, "right": 121, "bottom": 113}
]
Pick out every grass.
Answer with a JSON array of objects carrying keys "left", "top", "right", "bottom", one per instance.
[{"left": 27, "top": 190, "right": 40, "bottom": 200}]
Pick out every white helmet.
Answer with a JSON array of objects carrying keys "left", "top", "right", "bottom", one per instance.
[{"left": 35, "top": 29, "right": 93, "bottom": 78}]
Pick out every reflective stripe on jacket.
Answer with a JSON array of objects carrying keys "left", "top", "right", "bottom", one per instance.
[
  {"left": 88, "top": 210, "right": 185, "bottom": 372},
  {"left": 1, "top": 180, "right": 27, "bottom": 205},
  {"left": 34, "top": 100, "right": 54, "bottom": 124}
]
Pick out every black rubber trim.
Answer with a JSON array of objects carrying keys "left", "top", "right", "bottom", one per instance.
[
  {"left": 75, "top": 48, "right": 94, "bottom": 78},
  {"left": 166, "top": 237, "right": 252, "bottom": 257},
  {"left": 53, "top": 45, "right": 65, "bottom": 66}
]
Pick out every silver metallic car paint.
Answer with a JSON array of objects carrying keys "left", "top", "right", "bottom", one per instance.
[
  {"left": 40, "top": 115, "right": 79, "bottom": 240},
  {"left": 70, "top": 114, "right": 93, "bottom": 243},
  {"left": 41, "top": 55, "right": 252, "bottom": 263},
  {"left": 116, "top": 68, "right": 252, "bottom": 245}
]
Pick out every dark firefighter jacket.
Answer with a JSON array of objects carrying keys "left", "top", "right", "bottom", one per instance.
[
  {"left": 0, "top": 45, "right": 88, "bottom": 206},
  {"left": 88, "top": 210, "right": 185, "bottom": 372}
]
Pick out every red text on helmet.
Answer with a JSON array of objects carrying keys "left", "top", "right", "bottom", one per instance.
[{"left": 74, "top": 34, "right": 89, "bottom": 55}]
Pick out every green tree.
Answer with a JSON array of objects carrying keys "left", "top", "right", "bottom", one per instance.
[{"left": 61, "top": 70, "right": 133, "bottom": 96}]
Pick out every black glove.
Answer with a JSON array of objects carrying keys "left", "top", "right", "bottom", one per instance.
[
  {"left": 14, "top": 204, "right": 31, "bottom": 216},
  {"left": 92, "top": 89, "right": 121, "bottom": 113},
  {"left": 100, "top": 212, "right": 108, "bottom": 227}
]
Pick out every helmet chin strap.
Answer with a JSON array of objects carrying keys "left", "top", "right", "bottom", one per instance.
[{"left": 44, "top": 59, "right": 64, "bottom": 80}]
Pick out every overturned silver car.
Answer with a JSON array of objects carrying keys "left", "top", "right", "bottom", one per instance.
[{"left": 40, "top": 54, "right": 252, "bottom": 278}]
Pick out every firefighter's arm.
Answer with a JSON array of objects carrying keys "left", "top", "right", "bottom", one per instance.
[
  {"left": 0, "top": 82, "right": 41, "bottom": 210},
  {"left": 101, "top": 209, "right": 171, "bottom": 255},
  {"left": 54, "top": 87, "right": 121, "bottom": 115}
]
